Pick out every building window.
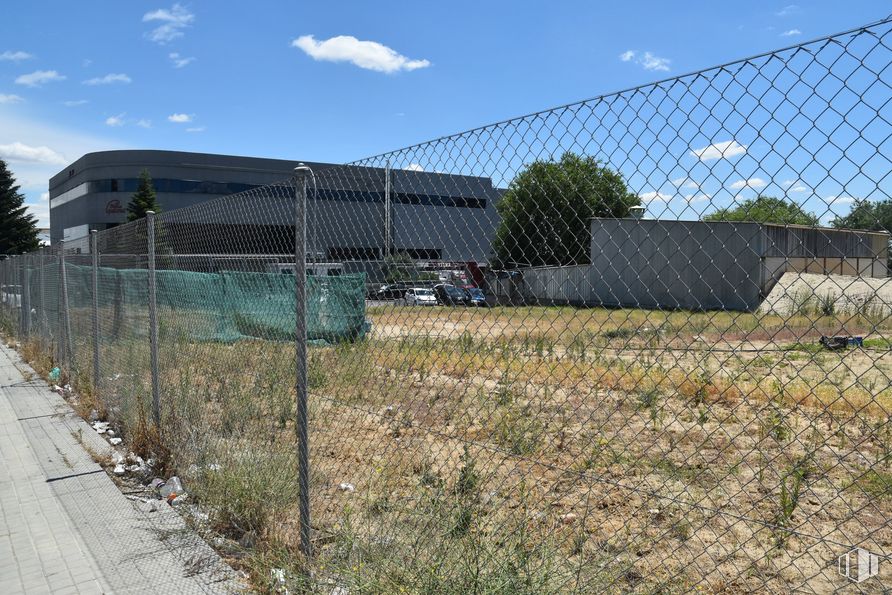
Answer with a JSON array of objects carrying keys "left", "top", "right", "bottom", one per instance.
[{"left": 327, "top": 247, "right": 381, "bottom": 261}]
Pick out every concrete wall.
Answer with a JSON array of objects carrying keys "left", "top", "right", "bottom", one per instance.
[
  {"left": 588, "top": 219, "right": 765, "bottom": 310},
  {"left": 492, "top": 220, "right": 890, "bottom": 312}
]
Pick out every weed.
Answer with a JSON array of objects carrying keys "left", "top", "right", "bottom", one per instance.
[
  {"left": 773, "top": 455, "right": 813, "bottom": 548},
  {"left": 494, "top": 404, "right": 544, "bottom": 456},
  {"left": 637, "top": 388, "right": 663, "bottom": 430}
]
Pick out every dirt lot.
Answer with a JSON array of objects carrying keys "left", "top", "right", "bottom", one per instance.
[
  {"left": 298, "top": 304, "right": 892, "bottom": 592},
  {"left": 18, "top": 302, "right": 892, "bottom": 593}
]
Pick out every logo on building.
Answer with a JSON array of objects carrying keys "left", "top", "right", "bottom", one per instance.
[
  {"left": 105, "top": 199, "right": 125, "bottom": 214},
  {"left": 839, "top": 547, "right": 880, "bottom": 583}
]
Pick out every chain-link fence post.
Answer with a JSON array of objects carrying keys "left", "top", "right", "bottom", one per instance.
[
  {"left": 58, "top": 241, "right": 72, "bottom": 371},
  {"left": 147, "top": 211, "right": 161, "bottom": 430},
  {"left": 37, "top": 249, "right": 46, "bottom": 340},
  {"left": 293, "top": 165, "right": 312, "bottom": 561},
  {"left": 20, "top": 260, "right": 31, "bottom": 338},
  {"left": 91, "top": 230, "right": 100, "bottom": 393}
]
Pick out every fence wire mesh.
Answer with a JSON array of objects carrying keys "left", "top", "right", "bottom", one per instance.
[{"left": 1, "top": 16, "right": 892, "bottom": 593}]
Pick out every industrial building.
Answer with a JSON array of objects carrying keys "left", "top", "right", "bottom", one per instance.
[
  {"left": 49, "top": 150, "right": 502, "bottom": 267},
  {"left": 494, "top": 219, "right": 889, "bottom": 311}
]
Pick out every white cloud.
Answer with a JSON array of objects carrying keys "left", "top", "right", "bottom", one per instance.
[
  {"left": 781, "top": 29, "right": 801, "bottom": 37},
  {"left": 823, "top": 195, "right": 855, "bottom": 205},
  {"left": 0, "top": 50, "right": 33, "bottom": 62},
  {"left": 776, "top": 4, "right": 799, "bottom": 16},
  {"left": 25, "top": 191, "right": 50, "bottom": 227},
  {"left": 136, "top": 119, "right": 152, "bottom": 128},
  {"left": 0, "top": 141, "right": 67, "bottom": 165},
  {"left": 618, "top": 50, "right": 670, "bottom": 72},
  {"left": 791, "top": 185, "right": 808, "bottom": 193},
  {"left": 143, "top": 4, "right": 195, "bottom": 44},
  {"left": 729, "top": 177, "right": 767, "bottom": 190},
  {"left": 638, "top": 190, "right": 671, "bottom": 202},
  {"left": 63, "top": 99, "right": 88, "bottom": 107},
  {"left": 83, "top": 73, "right": 132, "bottom": 86},
  {"left": 405, "top": 163, "right": 424, "bottom": 172},
  {"left": 684, "top": 193, "right": 711, "bottom": 203},
  {"left": 690, "top": 140, "right": 747, "bottom": 161},
  {"left": 292, "top": 34, "right": 431, "bottom": 73},
  {"left": 168, "top": 113, "right": 193, "bottom": 123},
  {"left": 640, "top": 52, "right": 670, "bottom": 72},
  {"left": 15, "top": 70, "right": 66, "bottom": 87},
  {"left": 782, "top": 179, "right": 795, "bottom": 187},
  {"left": 185, "top": 126, "right": 205, "bottom": 133},
  {"left": 169, "top": 52, "right": 195, "bottom": 68},
  {"left": 0, "top": 94, "right": 24, "bottom": 104},
  {"left": 671, "top": 177, "right": 699, "bottom": 189},
  {"left": 105, "top": 114, "right": 125, "bottom": 127}
]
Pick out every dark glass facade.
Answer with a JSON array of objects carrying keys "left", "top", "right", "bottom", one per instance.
[{"left": 83, "top": 179, "right": 487, "bottom": 209}]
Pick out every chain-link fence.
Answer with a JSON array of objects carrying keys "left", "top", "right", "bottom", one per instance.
[{"left": 3, "top": 16, "right": 892, "bottom": 593}]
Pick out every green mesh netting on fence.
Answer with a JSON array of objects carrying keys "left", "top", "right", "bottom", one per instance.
[{"left": 30, "top": 264, "right": 368, "bottom": 343}]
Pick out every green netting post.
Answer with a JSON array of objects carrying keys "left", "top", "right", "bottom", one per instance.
[
  {"left": 147, "top": 212, "right": 161, "bottom": 430},
  {"left": 294, "top": 165, "right": 312, "bottom": 561}
]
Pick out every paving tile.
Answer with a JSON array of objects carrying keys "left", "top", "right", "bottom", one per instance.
[{"left": 0, "top": 344, "right": 243, "bottom": 594}]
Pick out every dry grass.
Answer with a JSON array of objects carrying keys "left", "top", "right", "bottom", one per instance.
[{"left": 12, "top": 303, "right": 892, "bottom": 593}]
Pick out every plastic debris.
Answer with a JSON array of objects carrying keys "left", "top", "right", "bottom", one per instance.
[
  {"left": 170, "top": 494, "right": 189, "bottom": 507},
  {"left": 207, "top": 463, "right": 222, "bottom": 471},
  {"left": 338, "top": 482, "right": 355, "bottom": 493},
  {"left": 91, "top": 421, "right": 110, "bottom": 434},
  {"left": 109, "top": 437, "right": 122, "bottom": 446},
  {"left": 88, "top": 409, "right": 100, "bottom": 422},
  {"left": 561, "top": 512, "right": 578, "bottom": 524},
  {"left": 111, "top": 452, "right": 125, "bottom": 464},
  {"left": 159, "top": 476, "right": 185, "bottom": 501},
  {"left": 113, "top": 464, "right": 126, "bottom": 475},
  {"left": 271, "top": 568, "right": 287, "bottom": 589},
  {"left": 48, "top": 367, "right": 61, "bottom": 382}
]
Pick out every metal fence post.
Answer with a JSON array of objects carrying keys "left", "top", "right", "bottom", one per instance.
[
  {"left": 294, "top": 165, "right": 312, "bottom": 560},
  {"left": 91, "top": 230, "right": 100, "bottom": 393},
  {"left": 58, "top": 242, "right": 72, "bottom": 370},
  {"left": 37, "top": 248, "right": 49, "bottom": 341},
  {"left": 146, "top": 212, "right": 161, "bottom": 430},
  {"left": 21, "top": 262, "right": 31, "bottom": 338}
]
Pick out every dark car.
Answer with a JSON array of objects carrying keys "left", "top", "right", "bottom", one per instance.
[
  {"left": 433, "top": 283, "right": 470, "bottom": 306},
  {"left": 374, "top": 283, "right": 409, "bottom": 300},
  {"left": 464, "top": 287, "right": 489, "bottom": 307}
]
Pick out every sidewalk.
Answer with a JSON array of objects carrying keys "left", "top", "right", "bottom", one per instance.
[{"left": 0, "top": 343, "right": 242, "bottom": 594}]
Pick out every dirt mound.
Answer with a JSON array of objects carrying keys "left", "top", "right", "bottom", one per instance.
[{"left": 759, "top": 272, "right": 892, "bottom": 316}]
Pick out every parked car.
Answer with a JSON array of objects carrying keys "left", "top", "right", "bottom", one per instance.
[
  {"left": 433, "top": 283, "right": 470, "bottom": 306},
  {"left": 375, "top": 283, "right": 409, "bottom": 300},
  {"left": 405, "top": 287, "right": 437, "bottom": 306},
  {"left": 464, "top": 287, "right": 489, "bottom": 307}
]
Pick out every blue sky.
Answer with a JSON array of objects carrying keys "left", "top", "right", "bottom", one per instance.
[{"left": 1, "top": 1, "right": 889, "bottom": 226}]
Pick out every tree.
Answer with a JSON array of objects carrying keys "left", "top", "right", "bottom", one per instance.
[
  {"left": 831, "top": 198, "right": 892, "bottom": 268},
  {"left": 702, "top": 195, "right": 818, "bottom": 226},
  {"left": 127, "top": 169, "right": 161, "bottom": 222},
  {"left": 492, "top": 152, "right": 639, "bottom": 268},
  {"left": 0, "top": 159, "right": 39, "bottom": 256}
]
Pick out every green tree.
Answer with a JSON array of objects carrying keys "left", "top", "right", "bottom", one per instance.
[
  {"left": 127, "top": 169, "right": 161, "bottom": 222},
  {"left": 0, "top": 159, "right": 39, "bottom": 256},
  {"left": 831, "top": 198, "right": 892, "bottom": 268},
  {"left": 703, "top": 195, "right": 818, "bottom": 226},
  {"left": 492, "top": 152, "right": 639, "bottom": 268}
]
